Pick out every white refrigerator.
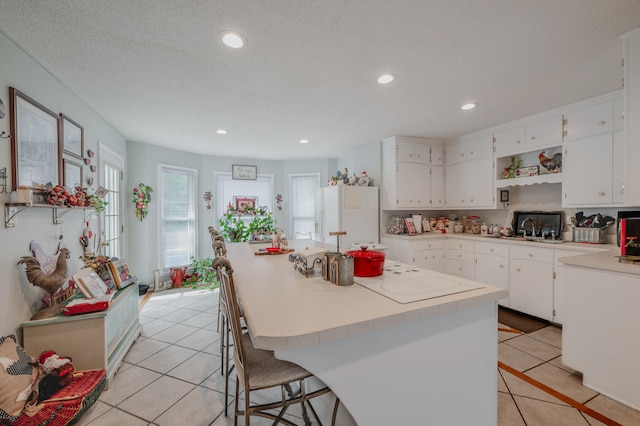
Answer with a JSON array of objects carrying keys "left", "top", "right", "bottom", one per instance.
[{"left": 315, "top": 185, "right": 379, "bottom": 250}]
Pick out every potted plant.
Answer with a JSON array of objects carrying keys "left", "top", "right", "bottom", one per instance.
[
  {"left": 219, "top": 212, "right": 251, "bottom": 242},
  {"left": 248, "top": 209, "right": 276, "bottom": 241},
  {"left": 184, "top": 257, "right": 218, "bottom": 289}
]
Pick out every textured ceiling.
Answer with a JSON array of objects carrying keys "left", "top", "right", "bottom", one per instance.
[{"left": 1, "top": 1, "right": 640, "bottom": 160}]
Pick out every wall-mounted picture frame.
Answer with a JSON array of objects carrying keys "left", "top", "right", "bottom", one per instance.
[
  {"left": 232, "top": 164, "right": 257, "bottom": 180},
  {"left": 9, "top": 87, "right": 60, "bottom": 190},
  {"left": 234, "top": 196, "right": 257, "bottom": 213},
  {"left": 62, "top": 155, "right": 83, "bottom": 191},
  {"left": 60, "top": 113, "right": 84, "bottom": 159}
]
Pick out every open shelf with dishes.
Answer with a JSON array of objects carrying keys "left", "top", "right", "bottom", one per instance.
[{"left": 495, "top": 146, "right": 562, "bottom": 187}]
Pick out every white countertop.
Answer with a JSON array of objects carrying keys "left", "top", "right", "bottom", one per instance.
[
  {"left": 225, "top": 240, "right": 507, "bottom": 351},
  {"left": 559, "top": 248, "right": 640, "bottom": 276},
  {"left": 383, "top": 231, "right": 616, "bottom": 253}
]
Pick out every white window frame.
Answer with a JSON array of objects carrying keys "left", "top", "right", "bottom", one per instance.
[
  {"left": 158, "top": 163, "right": 198, "bottom": 271},
  {"left": 289, "top": 172, "right": 321, "bottom": 239},
  {"left": 98, "top": 143, "right": 125, "bottom": 259}
]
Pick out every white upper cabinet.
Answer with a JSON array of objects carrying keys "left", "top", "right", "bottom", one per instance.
[
  {"left": 445, "top": 135, "right": 494, "bottom": 209},
  {"left": 622, "top": 28, "right": 640, "bottom": 205},
  {"left": 493, "top": 126, "right": 525, "bottom": 157},
  {"left": 561, "top": 96, "right": 624, "bottom": 207},
  {"left": 382, "top": 136, "right": 444, "bottom": 210},
  {"left": 563, "top": 133, "right": 615, "bottom": 206},
  {"left": 526, "top": 115, "right": 563, "bottom": 149},
  {"left": 493, "top": 115, "right": 562, "bottom": 157},
  {"left": 563, "top": 101, "right": 614, "bottom": 142},
  {"left": 430, "top": 144, "right": 444, "bottom": 166}
]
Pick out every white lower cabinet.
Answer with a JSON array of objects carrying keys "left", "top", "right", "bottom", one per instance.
[
  {"left": 445, "top": 239, "right": 475, "bottom": 279},
  {"left": 509, "top": 245, "right": 554, "bottom": 321},
  {"left": 413, "top": 240, "right": 445, "bottom": 272},
  {"left": 552, "top": 250, "right": 586, "bottom": 325},
  {"left": 474, "top": 242, "right": 509, "bottom": 307},
  {"left": 380, "top": 236, "right": 445, "bottom": 273},
  {"left": 383, "top": 235, "right": 597, "bottom": 324}
]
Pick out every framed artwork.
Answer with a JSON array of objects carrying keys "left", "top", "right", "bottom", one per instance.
[
  {"left": 232, "top": 164, "right": 257, "bottom": 180},
  {"left": 94, "top": 185, "right": 109, "bottom": 198},
  {"left": 62, "top": 156, "right": 83, "bottom": 191},
  {"left": 72, "top": 268, "right": 110, "bottom": 298},
  {"left": 9, "top": 87, "right": 60, "bottom": 190},
  {"left": 108, "top": 259, "right": 134, "bottom": 289},
  {"left": 234, "top": 196, "right": 257, "bottom": 213},
  {"left": 59, "top": 113, "right": 84, "bottom": 159}
]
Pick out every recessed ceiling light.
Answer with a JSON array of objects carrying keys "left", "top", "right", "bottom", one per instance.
[
  {"left": 219, "top": 31, "right": 246, "bottom": 49},
  {"left": 299, "top": 139, "right": 309, "bottom": 144},
  {"left": 461, "top": 103, "right": 477, "bottom": 110},
  {"left": 216, "top": 129, "right": 227, "bottom": 135},
  {"left": 377, "top": 74, "right": 395, "bottom": 84}
]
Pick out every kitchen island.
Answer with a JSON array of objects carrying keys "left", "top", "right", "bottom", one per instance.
[
  {"left": 225, "top": 240, "right": 507, "bottom": 425},
  {"left": 560, "top": 249, "right": 640, "bottom": 411}
]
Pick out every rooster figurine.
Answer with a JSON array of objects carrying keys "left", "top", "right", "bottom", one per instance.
[
  {"left": 18, "top": 248, "right": 70, "bottom": 302},
  {"left": 539, "top": 151, "right": 562, "bottom": 172}
]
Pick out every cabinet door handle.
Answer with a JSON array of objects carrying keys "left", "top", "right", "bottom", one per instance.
[
  {"left": 530, "top": 136, "right": 536, "bottom": 140},
  {"left": 516, "top": 139, "right": 521, "bottom": 144},
  {"left": 528, "top": 253, "right": 533, "bottom": 258},
  {"left": 516, "top": 267, "right": 521, "bottom": 272},
  {"left": 489, "top": 248, "right": 494, "bottom": 252},
  {"left": 499, "top": 264, "right": 504, "bottom": 269},
  {"left": 598, "top": 191, "right": 605, "bottom": 196},
  {"left": 599, "top": 120, "right": 606, "bottom": 126},
  {"left": 469, "top": 150, "right": 474, "bottom": 155}
]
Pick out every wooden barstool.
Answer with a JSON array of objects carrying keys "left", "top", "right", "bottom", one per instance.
[{"left": 214, "top": 257, "right": 340, "bottom": 425}]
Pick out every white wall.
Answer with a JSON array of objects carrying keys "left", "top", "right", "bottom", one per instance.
[
  {"left": 0, "top": 31, "right": 338, "bottom": 338},
  {"left": 0, "top": 32, "right": 127, "bottom": 337}
]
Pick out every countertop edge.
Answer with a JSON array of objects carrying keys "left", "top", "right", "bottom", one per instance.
[{"left": 253, "top": 286, "right": 507, "bottom": 351}]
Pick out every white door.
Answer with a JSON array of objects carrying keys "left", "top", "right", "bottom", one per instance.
[{"left": 99, "top": 144, "right": 125, "bottom": 258}]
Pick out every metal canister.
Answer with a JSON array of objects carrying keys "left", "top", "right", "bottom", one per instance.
[
  {"left": 333, "top": 254, "right": 354, "bottom": 286},
  {"left": 322, "top": 252, "right": 341, "bottom": 281}
]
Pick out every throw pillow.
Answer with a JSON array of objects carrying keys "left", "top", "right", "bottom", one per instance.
[{"left": 0, "top": 335, "right": 36, "bottom": 423}]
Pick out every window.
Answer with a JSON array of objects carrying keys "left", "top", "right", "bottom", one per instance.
[
  {"left": 290, "top": 173, "right": 320, "bottom": 239},
  {"left": 160, "top": 165, "right": 197, "bottom": 269},
  {"left": 99, "top": 144, "right": 124, "bottom": 258},
  {"left": 215, "top": 172, "right": 274, "bottom": 226}
]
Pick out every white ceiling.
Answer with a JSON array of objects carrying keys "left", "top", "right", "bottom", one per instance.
[{"left": 1, "top": 1, "right": 640, "bottom": 160}]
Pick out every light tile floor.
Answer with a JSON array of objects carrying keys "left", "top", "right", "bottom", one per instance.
[{"left": 74, "top": 288, "right": 640, "bottom": 425}]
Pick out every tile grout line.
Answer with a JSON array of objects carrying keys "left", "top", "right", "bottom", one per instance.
[{"left": 498, "top": 361, "right": 623, "bottom": 426}]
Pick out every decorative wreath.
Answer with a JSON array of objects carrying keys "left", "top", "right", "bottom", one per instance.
[{"left": 132, "top": 183, "right": 153, "bottom": 221}]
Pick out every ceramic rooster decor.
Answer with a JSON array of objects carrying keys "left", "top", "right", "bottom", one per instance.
[
  {"left": 539, "top": 150, "right": 562, "bottom": 172},
  {"left": 18, "top": 248, "right": 70, "bottom": 302}
]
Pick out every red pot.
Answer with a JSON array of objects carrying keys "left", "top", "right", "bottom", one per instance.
[{"left": 345, "top": 247, "right": 385, "bottom": 277}]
